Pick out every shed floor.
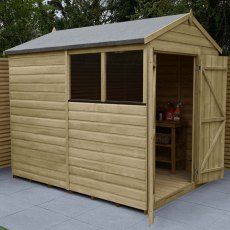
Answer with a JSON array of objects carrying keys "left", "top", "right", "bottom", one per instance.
[
  {"left": 1, "top": 167, "right": 230, "bottom": 230},
  {"left": 155, "top": 168, "right": 193, "bottom": 208}
]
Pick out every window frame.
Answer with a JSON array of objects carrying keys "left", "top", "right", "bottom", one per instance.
[
  {"left": 70, "top": 52, "right": 101, "bottom": 101},
  {"left": 68, "top": 48, "right": 146, "bottom": 105}
]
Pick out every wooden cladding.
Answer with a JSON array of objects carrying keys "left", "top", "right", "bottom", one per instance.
[
  {"left": 9, "top": 52, "right": 67, "bottom": 188},
  {"left": 71, "top": 53, "right": 101, "bottom": 100},
  {"left": 68, "top": 102, "right": 147, "bottom": 210},
  {"left": 0, "top": 59, "right": 10, "bottom": 168},
  {"left": 107, "top": 51, "right": 143, "bottom": 102},
  {"left": 151, "top": 21, "right": 219, "bottom": 55},
  {"left": 225, "top": 57, "right": 230, "bottom": 168}
]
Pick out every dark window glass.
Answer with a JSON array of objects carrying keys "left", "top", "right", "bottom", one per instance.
[
  {"left": 71, "top": 53, "right": 101, "bottom": 100},
  {"left": 107, "top": 51, "right": 143, "bottom": 102}
]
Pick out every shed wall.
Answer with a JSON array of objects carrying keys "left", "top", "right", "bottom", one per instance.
[
  {"left": 0, "top": 59, "right": 10, "bottom": 168},
  {"left": 225, "top": 57, "right": 230, "bottom": 168},
  {"left": 9, "top": 52, "right": 68, "bottom": 188},
  {"left": 151, "top": 21, "right": 219, "bottom": 55},
  {"left": 68, "top": 102, "right": 147, "bottom": 210}
]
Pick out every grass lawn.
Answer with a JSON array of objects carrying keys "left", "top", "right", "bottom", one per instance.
[{"left": 0, "top": 227, "right": 8, "bottom": 230}]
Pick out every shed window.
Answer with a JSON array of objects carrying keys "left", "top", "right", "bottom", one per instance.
[
  {"left": 71, "top": 53, "right": 101, "bottom": 100},
  {"left": 106, "top": 51, "right": 143, "bottom": 102}
]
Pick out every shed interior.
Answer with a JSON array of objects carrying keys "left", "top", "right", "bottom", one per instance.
[{"left": 155, "top": 53, "right": 194, "bottom": 205}]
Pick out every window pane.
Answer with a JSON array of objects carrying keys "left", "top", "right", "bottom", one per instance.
[
  {"left": 71, "top": 53, "right": 101, "bottom": 100},
  {"left": 107, "top": 51, "right": 143, "bottom": 102}
]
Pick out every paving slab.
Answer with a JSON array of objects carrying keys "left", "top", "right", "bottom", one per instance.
[
  {"left": 0, "top": 206, "right": 69, "bottom": 230},
  {"left": 1, "top": 167, "right": 230, "bottom": 230},
  {"left": 40, "top": 193, "right": 105, "bottom": 218}
]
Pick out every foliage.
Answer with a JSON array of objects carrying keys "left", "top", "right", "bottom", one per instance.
[
  {"left": 0, "top": 0, "right": 229, "bottom": 55},
  {"left": 48, "top": 0, "right": 106, "bottom": 29},
  {"left": 134, "top": 0, "right": 230, "bottom": 54},
  {"left": 190, "top": 0, "right": 230, "bottom": 54},
  {"left": 134, "top": 0, "right": 189, "bottom": 19},
  {"left": 105, "top": 0, "right": 138, "bottom": 22},
  {"left": 0, "top": 226, "right": 8, "bottom": 230},
  {"left": 0, "top": 0, "right": 37, "bottom": 54}
]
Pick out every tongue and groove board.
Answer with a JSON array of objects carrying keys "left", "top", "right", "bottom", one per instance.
[{"left": 0, "top": 59, "right": 10, "bottom": 169}]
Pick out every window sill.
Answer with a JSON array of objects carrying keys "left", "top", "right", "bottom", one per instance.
[{"left": 68, "top": 99, "right": 146, "bottom": 106}]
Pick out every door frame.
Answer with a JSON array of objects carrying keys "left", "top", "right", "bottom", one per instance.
[
  {"left": 148, "top": 50, "right": 197, "bottom": 223},
  {"left": 153, "top": 51, "right": 197, "bottom": 183}
]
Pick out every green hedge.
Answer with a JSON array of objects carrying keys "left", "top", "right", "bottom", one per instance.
[{"left": 0, "top": 227, "right": 8, "bottom": 230}]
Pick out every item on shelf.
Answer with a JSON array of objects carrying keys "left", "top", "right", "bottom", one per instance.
[
  {"left": 174, "top": 105, "right": 180, "bottom": 121},
  {"left": 156, "top": 105, "right": 165, "bottom": 120},
  {"left": 174, "top": 101, "right": 183, "bottom": 121},
  {"left": 165, "top": 102, "right": 174, "bottom": 121},
  {"left": 156, "top": 133, "right": 171, "bottom": 145},
  {"left": 159, "top": 113, "right": 163, "bottom": 121}
]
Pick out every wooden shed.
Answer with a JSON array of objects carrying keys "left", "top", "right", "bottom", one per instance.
[
  {"left": 0, "top": 58, "right": 10, "bottom": 168},
  {"left": 5, "top": 11, "right": 228, "bottom": 223},
  {"left": 225, "top": 57, "right": 230, "bottom": 168}
]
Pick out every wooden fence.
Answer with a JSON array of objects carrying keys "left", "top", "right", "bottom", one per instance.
[
  {"left": 225, "top": 57, "right": 230, "bottom": 168},
  {"left": 0, "top": 59, "right": 10, "bottom": 168}
]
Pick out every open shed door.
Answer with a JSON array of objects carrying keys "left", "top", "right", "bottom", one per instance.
[{"left": 196, "top": 55, "right": 228, "bottom": 184}]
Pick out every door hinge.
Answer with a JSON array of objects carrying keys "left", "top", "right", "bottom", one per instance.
[
  {"left": 196, "top": 65, "right": 201, "bottom": 71},
  {"left": 195, "top": 169, "right": 199, "bottom": 175}
]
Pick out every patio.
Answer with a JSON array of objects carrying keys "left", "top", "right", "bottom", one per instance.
[{"left": 0, "top": 167, "right": 230, "bottom": 230}]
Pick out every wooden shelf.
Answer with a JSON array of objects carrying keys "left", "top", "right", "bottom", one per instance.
[
  {"left": 156, "top": 143, "right": 171, "bottom": 148},
  {"left": 156, "top": 155, "right": 171, "bottom": 163},
  {"left": 156, "top": 121, "right": 187, "bottom": 173},
  {"left": 156, "top": 156, "right": 185, "bottom": 164},
  {"left": 156, "top": 120, "right": 187, "bottom": 128}
]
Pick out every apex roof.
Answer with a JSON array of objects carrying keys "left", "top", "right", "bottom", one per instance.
[{"left": 5, "top": 12, "right": 221, "bottom": 55}]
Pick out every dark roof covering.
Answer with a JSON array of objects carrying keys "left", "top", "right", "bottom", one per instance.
[{"left": 5, "top": 13, "right": 187, "bottom": 55}]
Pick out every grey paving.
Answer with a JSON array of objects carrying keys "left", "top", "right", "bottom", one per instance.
[
  {"left": 0, "top": 167, "right": 230, "bottom": 230},
  {"left": 0, "top": 177, "right": 37, "bottom": 195},
  {"left": 48, "top": 219, "right": 106, "bottom": 230},
  {"left": 75, "top": 204, "right": 145, "bottom": 230},
  {"left": 0, "top": 194, "right": 32, "bottom": 219},
  {"left": 40, "top": 193, "right": 104, "bottom": 218},
  {"left": 9, "top": 185, "right": 67, "bottom": 205},
  {"left": 156, "top": 200, "right": 226, "bottom": 229},
  {"left": 0, "top": 206, "right": 70, "bottom": 230}
]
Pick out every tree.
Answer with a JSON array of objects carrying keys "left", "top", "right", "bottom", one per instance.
[
  {"left": 134, "top": 0, "right": 230, "bottom": 53},
  {"left": 189, "top": 0, "right": 230, "bottom": 54},
  {"left": 33, "top": 0, "right": 57, "bottom": 36},
  {"left": 0, "top": 0, "right": 37, "bottom": 54},
  {"left": 106, "top": 0, "right": 138, "bottom": 22},
  {"left": 134, "top": 0, "right": 189, "bottom": 19},
  {"left": 47, "top": 0, "right": 106, "bottom": 29},
  {"left": 0, "top": 0, "right": 229, "bottom": 55}
]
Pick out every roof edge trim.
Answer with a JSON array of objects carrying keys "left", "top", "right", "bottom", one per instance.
[{"left": 5, "top": 38, "right": 144, "bottom": 56}]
